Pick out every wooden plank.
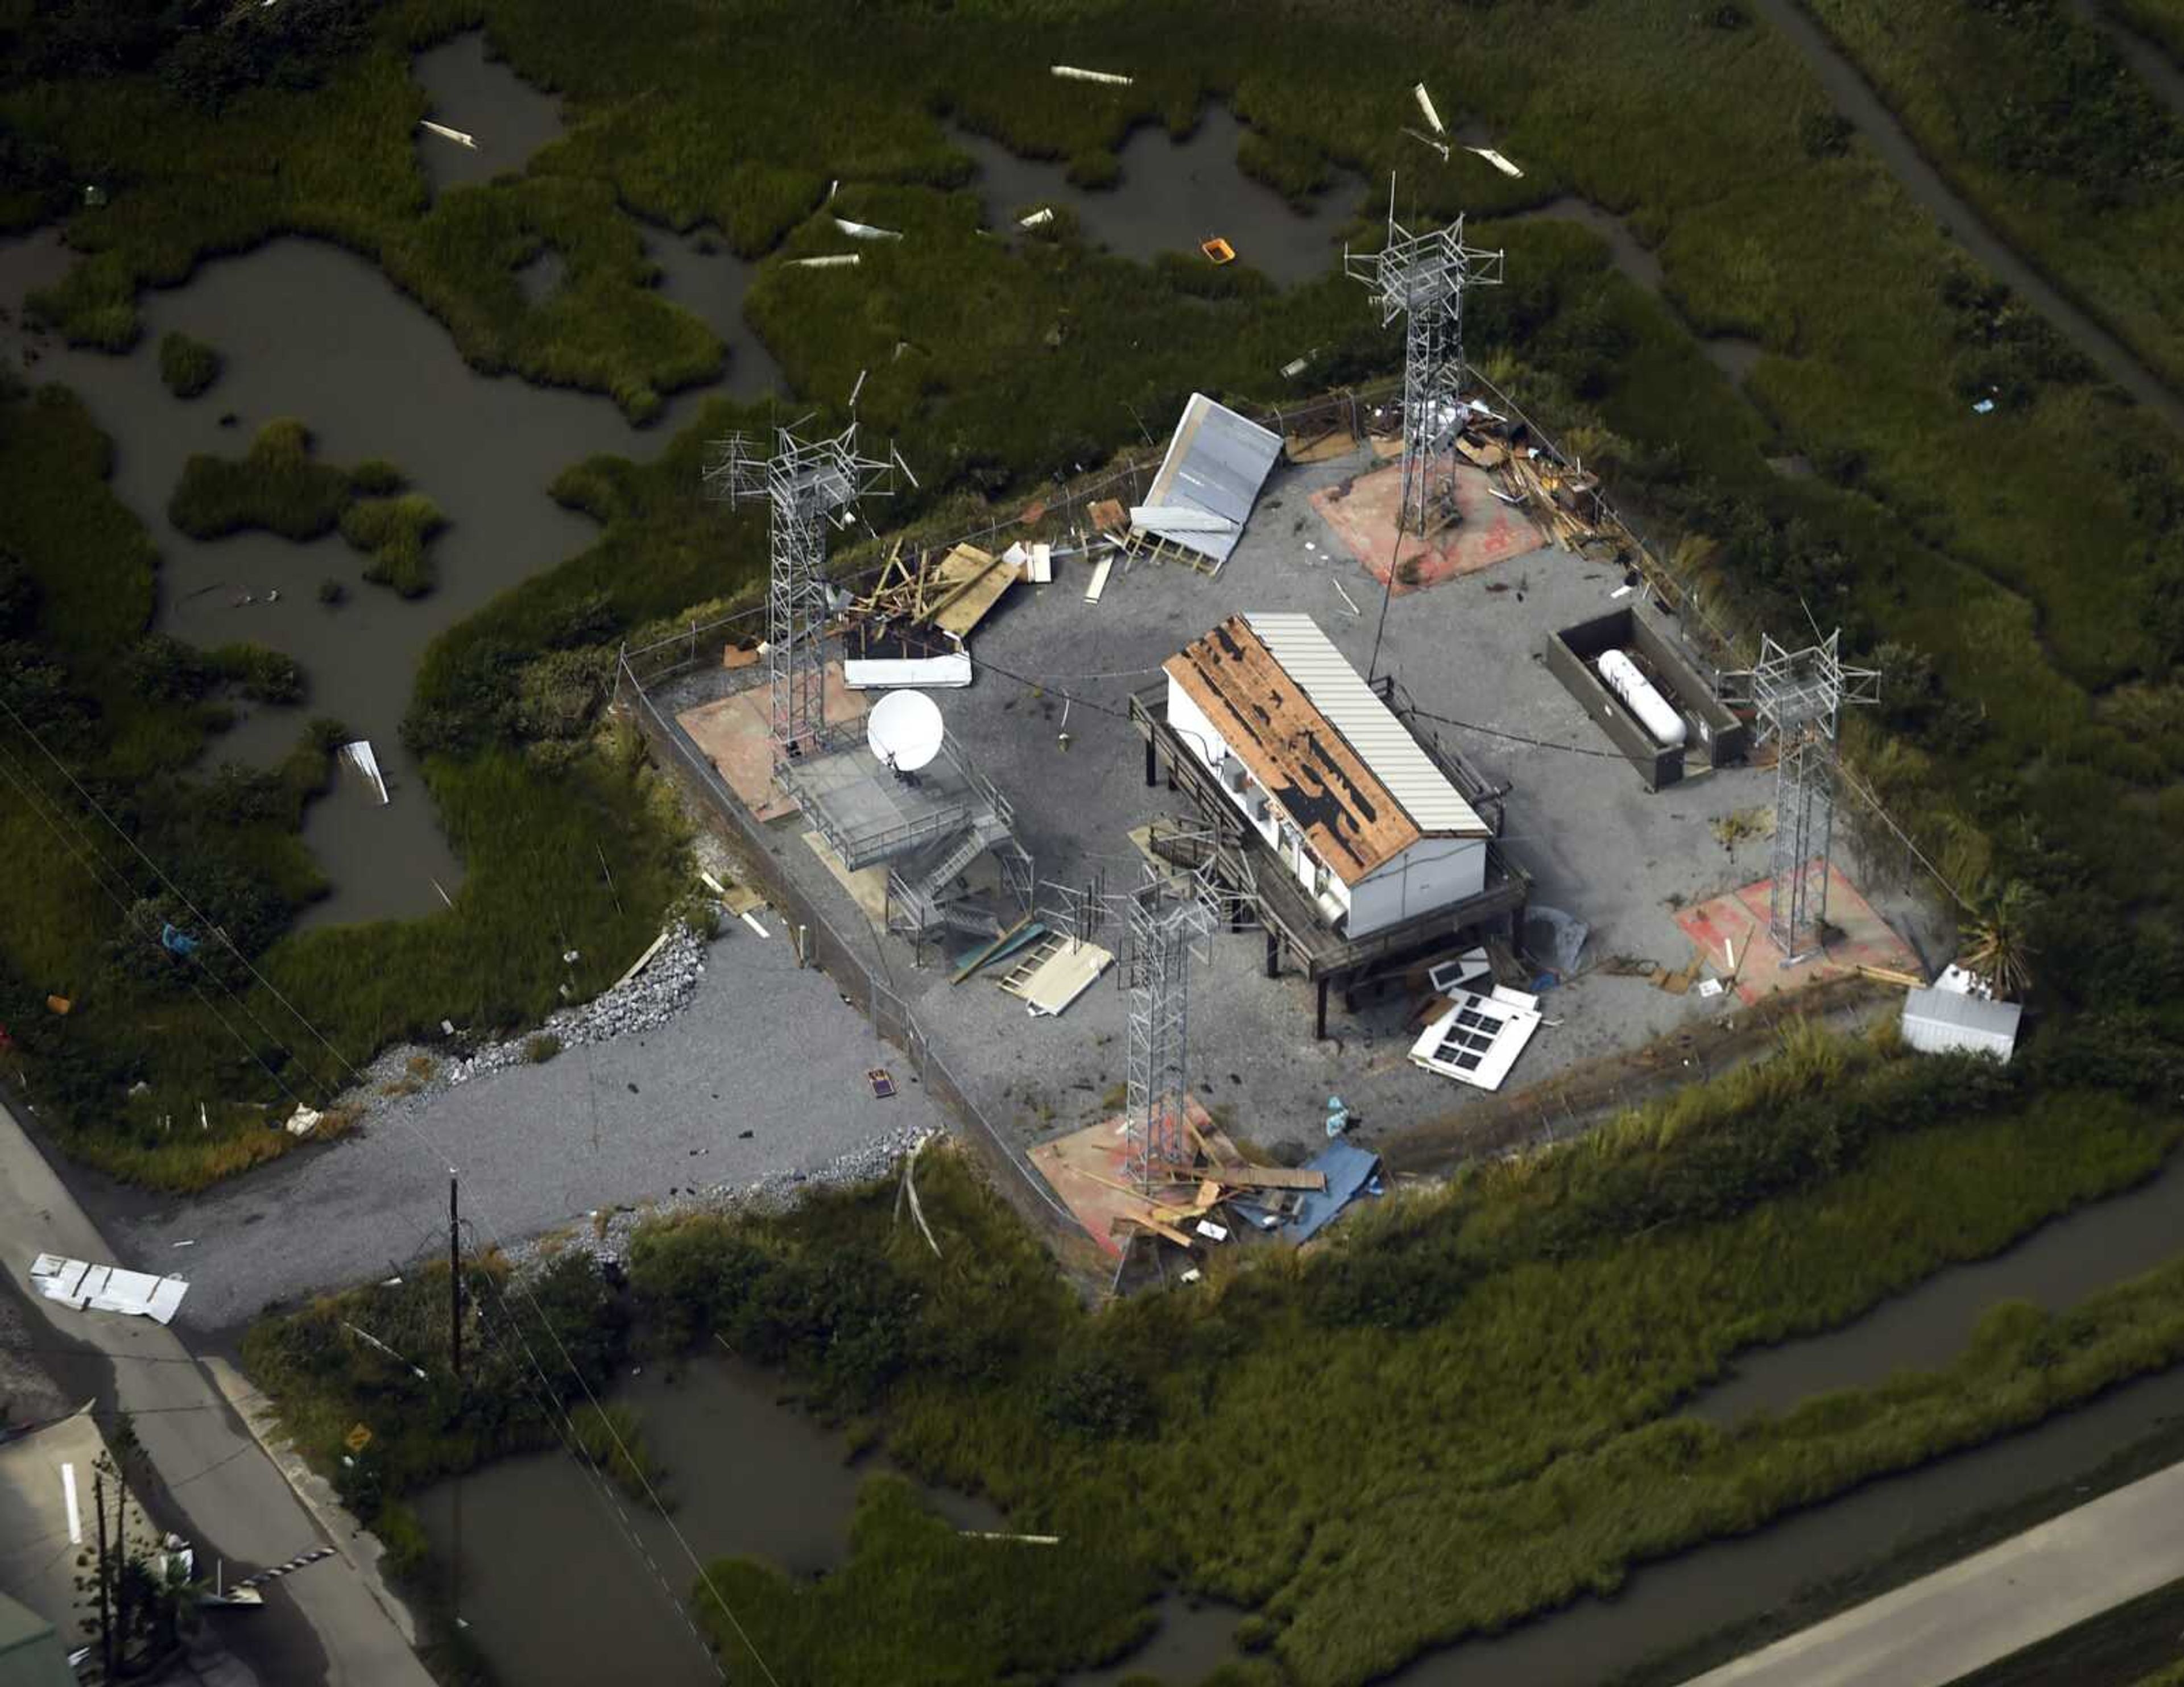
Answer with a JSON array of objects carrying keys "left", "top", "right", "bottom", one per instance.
[
  {"left": 932, "top": 554, "right": 1020, "bottom": 638},
  {"left": 1856, "top": 964, "right": 1926, "bottom": 989},
  {"left": 1205, "top": 1164, "right": 1328, "bottom": 1192},
  {"left": 1110, "top": 1213, "right": 1196, "bottom": 1249}
]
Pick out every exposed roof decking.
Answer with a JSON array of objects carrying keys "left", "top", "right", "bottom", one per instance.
[
  {"left": 1246, "top": 612, "right": 1490, "bottom": 838},
  {"left": 1167, "top": 614, "right": 1487, "bottom": 882}
]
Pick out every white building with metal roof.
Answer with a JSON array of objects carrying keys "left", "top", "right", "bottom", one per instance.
[{"left": 1163, "top": 612, "right": 1492, "bottom": 937}]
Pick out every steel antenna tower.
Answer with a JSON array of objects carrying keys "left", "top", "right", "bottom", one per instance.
[
  {"left": 1744, "top": 631, "right": 1879, "bottom": 961},
  {"left": 1345, "top": 179, "right": 1504, "bottom": 536},
  {"left": 1123, "top": 860, "right": 1218, "bottom": 1192},
  {"left": 704, "top": 421, "right": 912, "bottom": 761}
]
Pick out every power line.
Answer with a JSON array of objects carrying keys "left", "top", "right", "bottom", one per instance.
[
  {"left": 0, "top": 727, "right": 336, "bottom": 1104},
  {"left": 1396, "top": 705, "right": 1624, "bottom": 760},
  {"left": 0, "top": 697, "right": 785, "bottom": 1687}
]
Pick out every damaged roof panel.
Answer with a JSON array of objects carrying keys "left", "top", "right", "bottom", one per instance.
[
  {"left": 1164, "top": 615, "right": 1488, "bottom": 884},
  {"left": 1245, "top": 612, "right": 1488, "bottom": 838},
  {"left": 1167, "top": 616, "right": 1425, "bottom": 881},
  {"left": 1136, "top": 393, "right": 1283, "bottom": 569}
]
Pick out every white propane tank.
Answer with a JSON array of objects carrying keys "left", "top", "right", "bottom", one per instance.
[{"left": 1597, "top": 649, "right": 1688, "bottom": 748}]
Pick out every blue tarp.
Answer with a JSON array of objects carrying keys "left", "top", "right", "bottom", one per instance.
[
  {"left": 1284, "top": 1141, "right": 1383, "bottom": 1243},
  {"left": 160, "top": 923, "right": 199, "bottom": 958}
]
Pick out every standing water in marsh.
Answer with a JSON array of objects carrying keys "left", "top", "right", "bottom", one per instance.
[
  {"left": 412, "top": 1353, "right": 1244, "bottom": 1686},
  {"left": 953, "top": 106, "right": 1367, "bottom": 288}
]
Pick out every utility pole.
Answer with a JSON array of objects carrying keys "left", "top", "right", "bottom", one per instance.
[
  {"left": 448, "top": 1172, "right": 462, "bottom": 1380},
  {"left": 113, "top": 1465, "right": 129, "bottom": 1667},
  {"left": 93, "top": 1468, "right": 112, "bottom": 1679},
  {"left": 449, "top": 1170, "right": 463, "bottom": 1629}
]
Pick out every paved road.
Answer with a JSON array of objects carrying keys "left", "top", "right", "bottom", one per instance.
[
  {"left": 1682, "top": 1458, "right": 2184, "bottom": 1687},
  {"left": 0, "top": 1094, "right": 435, "bottom": 1687},
  {"left": 103, "top": 929, "right": 939, "bottom": 1331}
]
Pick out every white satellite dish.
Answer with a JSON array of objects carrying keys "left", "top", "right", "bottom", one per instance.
[{"left": 867, "top": 689, "right": 945, "bottom": 772}]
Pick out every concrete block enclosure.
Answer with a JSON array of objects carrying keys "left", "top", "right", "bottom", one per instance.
[{"left": 1547, "top": 605, "right": 1750, "bottom": 790}]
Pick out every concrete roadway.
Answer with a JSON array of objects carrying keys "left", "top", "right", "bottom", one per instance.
[
  {"left": 0, "top": 1094, "right": 435, "bottom": 1687},
  {"left": 1682, "top": 1458, "right": 2184, "bottom": 1687}
]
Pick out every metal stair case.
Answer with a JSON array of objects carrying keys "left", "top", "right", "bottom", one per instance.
[{"left": 886, "top": 813, "right": 1017, "bottom": 936}]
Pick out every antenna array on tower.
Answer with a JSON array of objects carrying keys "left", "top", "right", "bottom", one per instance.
[
  {"left": 703, "top": 421, "right": 908, "bottom": 761},
  {"left": 1344, "top": 185, "right": 1504, "bottom": 537}
]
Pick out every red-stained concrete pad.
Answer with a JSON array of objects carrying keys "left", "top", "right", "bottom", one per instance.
[
  {"left": 1308, "top": 459, "right": 1542, "bottom": 592},
  {"left": 676, "top": 663, "right": 869, "bottom": 823},
  {"left": 1674, "top": 863, "right": 1921, "bottom": 1006}
]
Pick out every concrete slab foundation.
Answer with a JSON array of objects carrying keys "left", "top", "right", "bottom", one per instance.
[
  {"left": 1309, "top": 458, "right": 1541, "bottom": 592},
  {"left": 676, "top": 662, "right": 868, "bottom": 822},
  {"left": 1675, "top": 864, "right": 1923, "bottom": 1006}
]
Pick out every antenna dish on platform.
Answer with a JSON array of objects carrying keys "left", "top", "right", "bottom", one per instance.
[{"left": 867, "top": 690, "right": 945, "bottom": 772}]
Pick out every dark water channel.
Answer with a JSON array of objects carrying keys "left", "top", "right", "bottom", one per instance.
[
  {"left": 2072, "top": 0, "right": 2184, "bottom": 121},
  {"left": 0, "top": 226, "right": 642, "bottom": 925},
  {"left": 410, "top": 1163, "right": 2184, "bottom": 1687},
  {"left": 1502, "top": 196, "right": 1763, "bottom": 385},
  {"left": 953, "top": 106, "right": 1366, "bottom": 288},
  {"left": 411, "top": 31, "right": 566, "bottom": 200},
  {"left": 413, "top": 1353, "right": 1241, "bottom": 1687},
  {"left": 1746, "top": 0, "right": 2184, "bottom": 436}
]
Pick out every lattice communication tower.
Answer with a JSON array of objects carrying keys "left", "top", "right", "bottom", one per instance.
[
  {"left": 1747, "top": 632, "right": 1879, "bottom": 961},
  {"left": 1123, "top": 860, "right": 1218, "bottom": 1191},
  {"left": 704, "top": 421, "right": 908, "bottom": 760},
  {"left": 1345, "top": 182, "right": 1504, "bottom": 536}
]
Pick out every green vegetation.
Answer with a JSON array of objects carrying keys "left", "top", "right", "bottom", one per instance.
[
  {"left": 568, "top": 1400, "right": 663, "bottom": 1502},
  {"left": 522, "top": 1030, "right": 560, "bottom": 1062},
  {"left": 247, "top": 1023, "right": 2184, "bottom": 1686},
  {"left": 2112, "top": 0, "right": 2184, "bottom": 61},
  {"left": 156, "top": 329, "right": 220, "bottom": 397},
  {"left": 0, "top": 379, "right": 685, "bottom": 1188},
  {"left": 340, "top": 491, "right": 445, "bottom": 596},
  {"left": 1802, "top": 0, "right": 2184, "bottom": 389},
  {"left": 0, "top": 0, "right": 2177, "bottom": 1176},
  {"left": 168, "top": 418, "right": 447, "bottom": 596}
]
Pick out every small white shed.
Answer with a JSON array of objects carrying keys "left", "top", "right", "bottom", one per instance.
[{"left": 1901, "top": 986, "right": 2022, "bottom": 1061}]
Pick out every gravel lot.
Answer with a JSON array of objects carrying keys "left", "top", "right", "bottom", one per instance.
[
  {"left": 107, "top": 925, "right": 941, "bottom": 1333},
  {"left": 660, "top": 444, "right": 1946, "bottom": 1164}
]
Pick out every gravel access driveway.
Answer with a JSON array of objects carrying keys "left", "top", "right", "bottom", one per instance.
[{"left": 110, "top": 928, "right": 939, "bottom": 1331}]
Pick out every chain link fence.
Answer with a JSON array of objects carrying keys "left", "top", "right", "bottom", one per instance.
[
  {"left": 617, "top": 371, "right": 1970, "bottom": 1232},
  {"left": 618, "top": 661, "right": 1083, "bottom": 1238}
]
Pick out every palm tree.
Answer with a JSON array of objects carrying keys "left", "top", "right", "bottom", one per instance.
[{"left": 1962, "top": 877, "right": 2040, "bottom": 1000}]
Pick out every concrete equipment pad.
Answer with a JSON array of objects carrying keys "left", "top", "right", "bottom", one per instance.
[
  {"left": 676, "top": 662, "right": 868, "bottom": 822},
  {"left": 1309, "top": 458, "right": 1541, "bottom": 591},
  {"left": 1675, "top": 864, "right": 1922, "bottom": 1006}
]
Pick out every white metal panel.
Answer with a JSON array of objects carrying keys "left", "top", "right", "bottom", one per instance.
[
  {"left": 1244, "top": 612, "right": 1488, "bottom": 836},
  {"left": 1137, "top": 393, "right": 1283, "bottom": 567},
  {"left": 1408, "top": 990, "right": 1541, "bottom": 1090},
  {"left": 1901, "top": 986, "right": 2020, "bottom": 1060},
  {"left": 1019, "top": 942, "right": 1114, "bottom": 1017},
  {"left": 843, "top": 653, "right": 973, "bottom": 689}
]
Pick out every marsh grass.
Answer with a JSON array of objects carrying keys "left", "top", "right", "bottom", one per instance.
[
  {"left": 168, "top": 418, "right": 353, "bottom": 542},
  {"left": 156, "top": 330, "right": 220, "bottom": 398},
  {"left": 341, "top": 492, "right": 445, "bottom": 596},
  {"left": 243, "top": 1033, "right": 2184, "bottom": 1685},
  {"left": 170, "top": 420, "right": 449, "bottom": 595},
  {"left": 1802, "top": 0, "right": 2184, "bottom": 389},
  {"left": 656, "top": 1080, "right": 2179, "bottom": 1686}
]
